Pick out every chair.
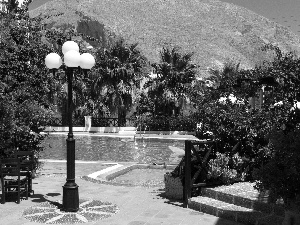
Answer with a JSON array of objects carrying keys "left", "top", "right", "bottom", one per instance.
[
  {"left": 0, "top": 158, "right": 28, "bottom": 204},
  {"left": 14, "top": 151, "right": 35, "bottom": 195}
]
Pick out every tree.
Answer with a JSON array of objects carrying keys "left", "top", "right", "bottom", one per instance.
[
  {"left": 91, "top": 38, "right": 149, "bottom": 124},
  {"left": 0, "top": 0, "right": 32, "bottom": 16},
  {"left": 249, "top": 45, "right": 300, "bottom": 223},
  {"left": 194, "top": 45, "right": 300, "bottom": 222},
  {"left": 0, "top": 11, "right": 100, "bottom": 125},
  {"left": 0, "top": 2, "right": 54, "bottom": 169},
  {"left": 191, "top": 59, "right": 277, "bottom": 182},
  {"left": 0, "top": 10, "right": 59, "bottom": 108},
  {"left": 207, "top": 61, "right": 240, "bottom": 90},
  {"left": 146, "top": 46, "right": 197, "bottom": 116},
  {"left": 6, "top": 0, "right": 19, "bottom": 14}
]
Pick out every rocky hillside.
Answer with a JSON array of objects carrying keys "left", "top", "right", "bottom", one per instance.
[{"left": 29, "top": 0, "right": 300, "bottom": 76}]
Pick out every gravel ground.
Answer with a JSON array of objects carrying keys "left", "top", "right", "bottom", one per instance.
[{"left": 110, "top": 168, "right": 172, "bottom": 187}]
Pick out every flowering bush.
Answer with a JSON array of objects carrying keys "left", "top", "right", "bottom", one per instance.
[
  {"left": 245, "top": 46, "right": 300, "bottom": 213},
  {"left": 207, "top": 152, "right": 246, "bottom": 185},
  {"left": 193, "top": 97, "right": 272, "bottom": 181},
  {"left": 192, "top": 52, "right": 300, "bottom": 182}
]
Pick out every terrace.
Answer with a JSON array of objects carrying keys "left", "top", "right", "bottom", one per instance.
[{"left": 1, "top": 3, "right": 300, "bottom": 224}]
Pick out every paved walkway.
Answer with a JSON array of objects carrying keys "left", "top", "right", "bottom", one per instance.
[{"left": 0, "top": 160, "right": 245, "bottom": 225}]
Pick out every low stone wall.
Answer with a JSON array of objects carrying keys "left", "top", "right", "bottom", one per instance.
[
  {"left": 44, "top": 126, "right": 195, "bottom": 135},
  {"left": 164, "top": 173, "right": 183, "bottom": 200},
  {"left": 105, "top": 164, "right": 176, "bottom": 181},
  {"left": 136, "top": 131, "right": 195, "bottom": 135},
  {"left": 44, "top": 126, "right": 136, "bottom": 133}
]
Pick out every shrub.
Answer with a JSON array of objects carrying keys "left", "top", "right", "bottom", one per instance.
[
  {"left": 0, "top": 98, "right": 53, "bottom": 171},
  {"left": 253, "top": 127, "right": 300, "bottom": 200},
  {"left": 166, "top": 151, "right": 246, "bottom": 187},
  {"left": 194, "top": 99, "right": 271, "bottom": 181},
  {"left": 207, "top": 152, "right": 246, "bottom": 185},
  {"left": 139, "top": 115, "right": 197, "bottom": 131}
]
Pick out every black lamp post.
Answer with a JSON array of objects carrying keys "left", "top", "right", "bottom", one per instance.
[{"left": 45, "top": 41, "right": 95, "bottom": 212}]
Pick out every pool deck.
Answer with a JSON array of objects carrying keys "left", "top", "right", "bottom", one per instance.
[
  {"left": 0, "top": 134, "right": 244, "bottom": 224},
  {"left": 0, "top": 159, "right": 244, "bottom": 225}
]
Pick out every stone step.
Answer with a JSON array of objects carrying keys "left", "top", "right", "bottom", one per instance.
[
  {"left": 201, "top": 184, "right": 285, "bottom": 217},
  {"left": 189, "top": 196, "right": 284, "bottom": 225}
]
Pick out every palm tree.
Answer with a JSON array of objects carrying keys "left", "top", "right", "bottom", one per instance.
[
  {"left": 146, "top": 46, "right": 197, "bottom": 116},
  {"left": 207, "top": 61, "right": 241, "bottom": 90},
  {"left": 197, "top": 60, "right": 243, "bottom": 108},
  {"left": 91, "top": 38, "right": 148, "bottom": 125}
]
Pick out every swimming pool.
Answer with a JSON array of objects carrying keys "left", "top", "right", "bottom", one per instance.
[{"left": 40, "top": 134, "right": 186, "bottom": 163}]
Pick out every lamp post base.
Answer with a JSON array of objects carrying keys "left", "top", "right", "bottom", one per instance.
[{"left": 62, "top": 183, "right": 79, "bottom": 212}]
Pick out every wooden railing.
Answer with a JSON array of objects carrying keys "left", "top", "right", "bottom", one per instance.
[{"left": 183, "top": 139, "right": 217, "bottom": 208}]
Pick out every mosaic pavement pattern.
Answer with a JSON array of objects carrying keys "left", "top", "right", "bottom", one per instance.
[{"left": 23, "top": 199, "right": 119, "bottom": 224}]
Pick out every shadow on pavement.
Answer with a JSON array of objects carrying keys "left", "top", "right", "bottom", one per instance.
[
  {"left": 151, "top": 188, "right": 185, "bottom": 207},
  {"left": 30, "top": 193, "right": 63, "bottom": 209}
]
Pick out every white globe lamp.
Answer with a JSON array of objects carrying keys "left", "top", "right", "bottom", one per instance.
[
  {"left": 43, "top": 41, "right": 96, "bottom": 212},
  {"left": 80, "top": 53, "right": 95, "bottom": 69},
  {"left": 62, "top": 41, "right": 79, "bottom": 55},
  {"left": 64, "top": 50, "right": 81, "bottom": 68},
  {"left": 45, "top": 53, "right": 62, "bottom": 69}
]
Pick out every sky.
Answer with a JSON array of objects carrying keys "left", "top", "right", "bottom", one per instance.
[
  {"left": 221, "top": 0, "right": 300, "bottom": 34},
  {"left": 27, "top": 0, "right": 300, "bottom": 35}
]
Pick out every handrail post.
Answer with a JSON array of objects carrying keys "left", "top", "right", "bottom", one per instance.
[{"left": 183, "top": 140, "right": 192, "bottom": 208}]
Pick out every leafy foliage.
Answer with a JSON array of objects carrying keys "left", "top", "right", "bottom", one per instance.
[
  {"left": 254, "top": 128, "right": 300, "bottom": 200},
  {"left": 250, "top": 45, "right": 300, "bottom": 201},
  {"left": 190, "top": 55, "right": 285, "bottom": 181},
  {"left": 193, "top": 45, "right": 300, "bottom": 200},
  {"left": 90, "top": 38, "right": 149, "bottom": 122},
  {"left": 145, "top": 46, "right": 197, "bottom": 116},
  {"left": 138, "top": 115, "right": 197, "bottom": 132},
  {"left": 207, "top": 152, "right": 246, "bottom": 185},
  {"left": 0, "top": 2, "right": 54, "bottom": 169}
]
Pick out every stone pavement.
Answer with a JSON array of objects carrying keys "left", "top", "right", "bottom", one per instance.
[{"left": 0, "top": 160, "right": 245, "bottom": 225}]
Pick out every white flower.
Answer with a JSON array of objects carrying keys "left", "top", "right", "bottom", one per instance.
[
  {"left": 196, "top": 123, "right": 202, "bottom": 129},
  {"left": 204, "top": 131, "right": 213, "bottom": 135},
  {"left": 274, "top": 101, "right": 300, "bottom": 111},
  {"left": 274, "top": 101, "right": 283, "bottom": 106},
  {"left": 218, "top": 94, "right": 242, "bottom": 104},
  {"left": 228, "top": 94, "right": 237, "bottom": 103},
  {"left": 291, "top": 101, "right": 300, "bottom": 111}
]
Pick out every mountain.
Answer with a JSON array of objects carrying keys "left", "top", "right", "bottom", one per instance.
[{"left": 29, "top": 0, "right": 300, "bottom": 76}]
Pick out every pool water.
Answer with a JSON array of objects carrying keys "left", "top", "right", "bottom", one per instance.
[{"left": 40, "top": 134, "right": 185, "bottom": 163}]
